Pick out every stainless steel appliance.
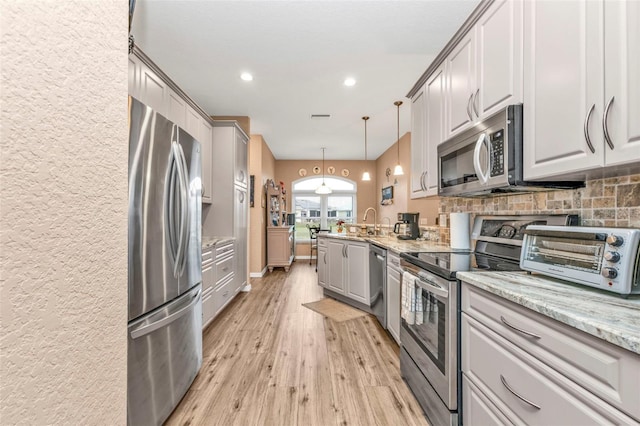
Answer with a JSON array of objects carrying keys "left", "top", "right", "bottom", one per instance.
[
  {"left": 399, "top": 214, "right": 577, "bottom": 425},
  {"left": 438, "top": 105, "right": 583, "bottom": 197},
  {"left": 521, "top": 225, "right": 640, "bottom": 295},
  {"left": 394, "top": 212, "right": 420, "bottom": 240},
  {"left": 128, "top": 97, "right": 203, "bottom": 425},
  {"left": 369, "top": 244, "right": 387, "bottom": 328}
]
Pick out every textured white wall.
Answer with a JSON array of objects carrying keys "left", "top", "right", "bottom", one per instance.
[{"left": 0, "top": 2, "right": 127, "bottom": 424}]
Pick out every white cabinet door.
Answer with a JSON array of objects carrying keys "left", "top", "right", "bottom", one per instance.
[
  {"left": 424, "top": 65, "right": 446, "bottom": 196},
  {"left": 523, "top": 0, "right": 604, "bottom": 179},
  {"left": 327, "top": 240, "right": 346, "bottom": 294},
  {"left": 128, "top": 54, "right": 140, "bottom": 100},
  {"left": 475, "top": 0, "right": 522, "bottom": 118},
  {"left": 234, "top": 129, "right": 248, "bottom": 188},
  {"left": 234, "top": 186, "right": 248, "bottom": 291},
  {"left": 446, "top": 31, "right": 476, "bottom": 137},
  {"left": 317, "top": 246, "right": 327, "bottom": 288},
  {"left": 410, "top": 86, "right": 428, "bottom": 198},
  {"left": 167, "top": 89, "right": 186, "bottom": 129},
  {"left": 386, "top": 264, "right": 401, "bottom": 344},
  {"left": 603, "top": 0, "right": 640, "bottom": 167},
  {"left": 346, "top": 242, "right": 369, "bottom": 305},
  {"left": 200, "top": 120, "right": 212, "bottom": 204},
  {"left": 138, "top": 60, "right": 168, "bottom": 117}
]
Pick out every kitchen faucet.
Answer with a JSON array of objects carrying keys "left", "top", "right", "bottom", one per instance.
[{"left": 363, "top": 207, "right": 378, "bottom": 236}]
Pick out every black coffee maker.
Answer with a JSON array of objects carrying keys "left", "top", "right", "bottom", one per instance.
[{"left": 394, "top": 212, "right": 420, "bottom": 240}]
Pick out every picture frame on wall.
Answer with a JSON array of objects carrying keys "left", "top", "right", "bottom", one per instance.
[{"left": 381, "top": 185, "right": 394, "bottom": 205}]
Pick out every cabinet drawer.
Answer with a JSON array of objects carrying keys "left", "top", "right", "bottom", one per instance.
[
  {"left": 462, "top": 375, "right": 512, "bottom": 426},
  {"left": 213, "top": 275, "right": 235, "bottom": 316},
  {"left": 462, "top": 314, "right": 636, "bottom": 425},
  {"left": 215, "top": 255, "right": 233, "bottom": 284},
  {"left": 202, "top": 262, "right": 215, "bottom": 293},
  {"left": 462, "top": 284, "right": 640, "bottom": 419},
  {"left": 202, "top": 248, "right": 213, "bottom": 264},
  {"left": 202, "top": 288, "right": 215, "bottom": 329},
  {"left": 215, "top": 242, "right": 234, "bottom": 258},
  {"left": 318, "top": 238, "right": 327, "bottom": 248}
]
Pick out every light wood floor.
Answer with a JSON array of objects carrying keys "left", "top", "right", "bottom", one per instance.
[{"left": 167, "top": 261, "right": 429, "bottom": 426}]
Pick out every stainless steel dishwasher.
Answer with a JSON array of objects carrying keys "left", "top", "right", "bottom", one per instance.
[{"left": 369, "top": 244, "right": 386, "bottom": 328}]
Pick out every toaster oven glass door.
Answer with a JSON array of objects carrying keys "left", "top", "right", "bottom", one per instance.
[{"left": 522, "top": 235, "right": 606, "bottom": 273}]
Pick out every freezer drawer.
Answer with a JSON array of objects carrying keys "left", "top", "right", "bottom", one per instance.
[{"left": 127, "top": 285, "right": 202, "bottom": 426}]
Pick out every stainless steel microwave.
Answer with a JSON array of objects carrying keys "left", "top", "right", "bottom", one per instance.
[{"left": 437, "top": 105, "right": 583, "bottom": 196}]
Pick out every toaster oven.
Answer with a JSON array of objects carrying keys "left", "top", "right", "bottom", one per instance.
[{"left": 520, "top": 226, "right": 640, "bottom": 295}]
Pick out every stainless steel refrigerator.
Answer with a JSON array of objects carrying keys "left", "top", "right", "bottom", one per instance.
[{"left": 127, "top": 97, "right": 203, "bottom": 425}]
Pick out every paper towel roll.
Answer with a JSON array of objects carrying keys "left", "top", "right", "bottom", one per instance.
[{"left": 450, "top": 212, "right": 471, "bottom": 251}]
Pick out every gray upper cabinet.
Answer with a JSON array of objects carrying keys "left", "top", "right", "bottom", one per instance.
[
  {"left": 523, "top": 0, "right": 640, "bottom": 180},
  {"left": 128, "top": 49, "right": 214, "bottom": 205},
  {"left": 446, "top": 31, "right": 476, "bottom": 138}
]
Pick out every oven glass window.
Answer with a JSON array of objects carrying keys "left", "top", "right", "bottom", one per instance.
[
  {"left": 524, "top": 235, "right": 605, "bottom": 272},
  {"left": 405, "top": 287, "right": 446, "bottom": 374}
]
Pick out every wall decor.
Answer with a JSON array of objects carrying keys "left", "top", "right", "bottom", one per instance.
[
  {"left": 312, "top": 166, "right": 321, "bottom": 174},
  {"left": 341, "top": 168, "right": 350, "bottom": 177},
  {"left": 327, "top": 166, "right": 335, "bottom": 175},
  {"left": 298, "top": 168, "right": 307, "bottom": 177}
]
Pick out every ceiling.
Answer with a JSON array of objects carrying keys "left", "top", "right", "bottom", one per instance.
[{"left": 131, "top": 1, "right": 480, "bottom": 161}]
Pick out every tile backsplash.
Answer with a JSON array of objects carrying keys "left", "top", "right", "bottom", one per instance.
[{"left": 438, "top": 174, "right": 640, "bottom": 244}]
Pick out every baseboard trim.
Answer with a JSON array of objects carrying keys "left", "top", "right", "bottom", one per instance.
[{"left": 249, "top": 266, "right": 268, "bottom": 278}]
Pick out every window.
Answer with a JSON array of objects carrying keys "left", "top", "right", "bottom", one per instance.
[{"left": 292, "top": 177, "right": 357, "bottom": 240}]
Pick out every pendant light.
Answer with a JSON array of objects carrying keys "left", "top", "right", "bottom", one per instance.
[
  {"left": 315, "top": 147, "right": 332, "bottom": 194},
  {"left": 361, "top": 116, "right": 371, "bottom": 181},
  {"left": 393, "top": 100, "right": 404, "bottom": 176}
]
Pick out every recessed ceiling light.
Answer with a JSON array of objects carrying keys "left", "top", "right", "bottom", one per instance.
[
  {"left": 240, "top": 72, "right": 253, "bottom": 81},
  {"left": 344, "top": 78, "right": 356, "bottom": 87}
]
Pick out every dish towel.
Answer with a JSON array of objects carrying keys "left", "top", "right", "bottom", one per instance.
[{"left": 401, "top": 272, "right": 417, "bottom": 325}]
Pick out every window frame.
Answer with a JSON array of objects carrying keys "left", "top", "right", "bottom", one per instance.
[{"left": 292, "top": 176, "right": 357, "bottom": 241}]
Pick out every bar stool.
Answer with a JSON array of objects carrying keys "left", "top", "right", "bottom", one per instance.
[{"left": 307, "top": 224, "right": 320, "bottom": 271}]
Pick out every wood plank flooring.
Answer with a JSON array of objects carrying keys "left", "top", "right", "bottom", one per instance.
[{"left": 166, "top": 262, "right": 429, "bottom": 426}]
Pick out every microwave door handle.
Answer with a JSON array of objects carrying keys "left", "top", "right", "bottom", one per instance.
[{"left": 473, "top": 133, "right": 489, "bottom": 184}]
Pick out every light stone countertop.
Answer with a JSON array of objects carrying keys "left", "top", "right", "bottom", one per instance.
[
  {"left": 457, "top": 271, "right": 640, "bottom": 355},
  {"left": 318, "top": 232, "right": 452, "bottom": 254},
  {"left": 202, "top": 236, "right": 234, "bottom": 249}
]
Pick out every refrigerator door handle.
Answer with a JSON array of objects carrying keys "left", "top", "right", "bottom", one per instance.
[
  {"left": 175, "top": 140, "right": 190, "bottom": 277},
  {"left": 129, "top": 287, "right": 202, "bottom": 339},
  {"left": 164, "top": 142, "right": 180, "bottom": 276}
]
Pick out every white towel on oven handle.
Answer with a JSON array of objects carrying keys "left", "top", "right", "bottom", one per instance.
[{"left": 401, "top": 272, "right": 417, "bottom": 325}]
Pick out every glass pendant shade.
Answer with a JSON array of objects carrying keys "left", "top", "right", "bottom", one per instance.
[
  {"left": 361, "top": 171, "right": 371, "bottom": 181},
  {"left": 315, "top": 183, "right": 332, "bottom": 194},
  {"left": 315, "top": 147, "right": 332, "bottom": 194},
  {"left": 393, "top": 164, "right": 404, "bottom": 176}
]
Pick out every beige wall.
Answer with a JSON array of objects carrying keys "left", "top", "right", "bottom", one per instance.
[
  {"left": 275, "top": 159, "right": 377, "bottom": 257},
  {"left": 249, "top": 135, "right": 276, "bottom": 275},
  {"left": 375, "top": 132, "right": 440, "bottom": 228},
  {"left": 0, "top": 1, "right": 127, "bottom": 424}
]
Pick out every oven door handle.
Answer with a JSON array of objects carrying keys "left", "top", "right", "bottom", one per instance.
[{"left": 414, "top": 275, "right": 449, "bottom": 299}]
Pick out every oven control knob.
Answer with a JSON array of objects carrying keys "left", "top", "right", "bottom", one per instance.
[
  {"left": 604, "top": 251, "right": 621, "bottom": 263},
  {"left": 602, "top": 267, "right": 618, "bottom": 279},
  {"left": 606, "top": 234, "right": 624, "bottom": 247}
]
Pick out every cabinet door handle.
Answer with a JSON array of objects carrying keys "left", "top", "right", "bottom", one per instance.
[
  {"left": 583, "top": 103, "right": 596, "bottom": 154},
  {"left": 500, "top": 375, "right": 541, "bottom": 410},
  {"left": 500, "top": 316, "right": 541, "bottom": 339},
  {"left": 466, "top": 94, "right": 474, "bottom": 121},
  {"left": 472, "top": 88, "right": 480, "bottom": 118},
  {"left": 603, "top": 96, "right": 615, "bottom": 150},
  {"left": 323, "top": 252, "right": 327, "bottom": 264}
]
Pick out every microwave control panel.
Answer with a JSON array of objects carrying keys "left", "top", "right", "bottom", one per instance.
[{"left": 489, "top": 130, "right": 504, "bottom": 177}]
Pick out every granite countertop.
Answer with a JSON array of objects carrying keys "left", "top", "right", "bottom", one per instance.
[
  {"left": 318, "top": 232, "right": 452, "bottom": 254},
  {"left": 457, "top": 271, "right": 640, "bottom": 355},
  {"left": 202, "top": 236, "right": 234, "bottom": 249}
]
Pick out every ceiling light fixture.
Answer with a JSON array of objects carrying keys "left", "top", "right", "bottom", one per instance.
[
  {"left": 361, "top": 116, "right": 371, "bottom": 181},
  {"left": 240, "top": 72, "right": 253, "bottom": 81},
  {"left": 315, "top": 148, "right": 332, "bottom": 194},
  {"left": 344, "top": 78, "right": 356, "bottom": 87},
  {"left": 393, "top": 100, "right": 404, "bottom": 176}
]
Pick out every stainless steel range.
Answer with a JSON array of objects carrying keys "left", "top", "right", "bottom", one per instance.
[{"left": 399, "top": 214, "right": 578, "bottom": 425}]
